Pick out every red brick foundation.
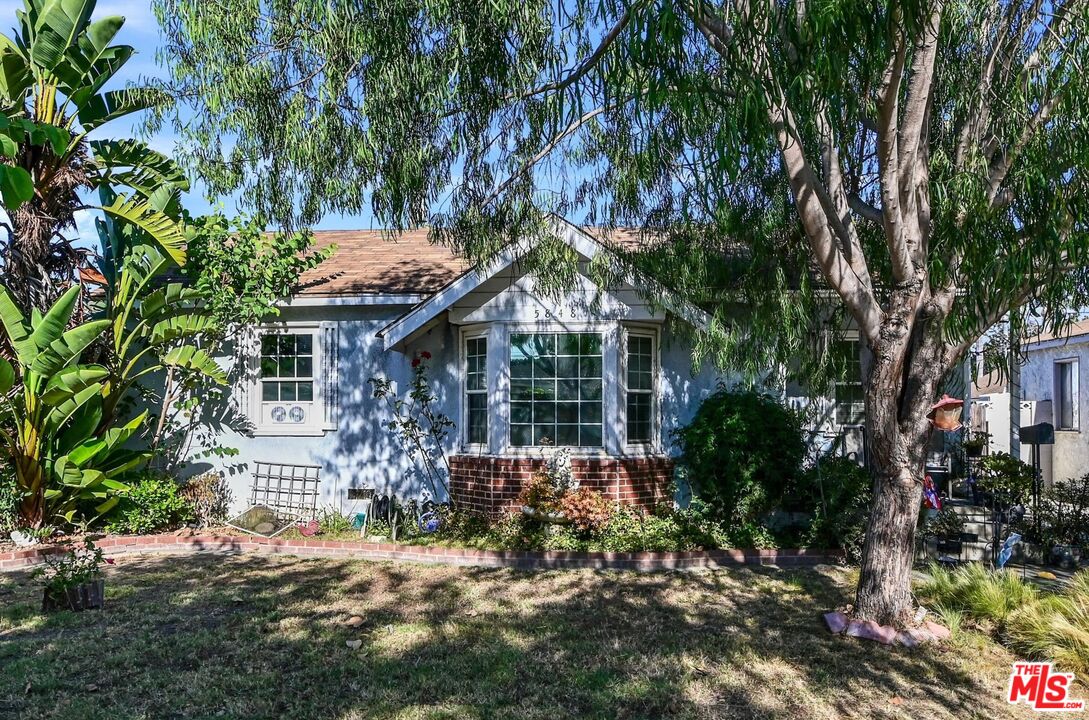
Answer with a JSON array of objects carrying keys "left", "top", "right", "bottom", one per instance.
[{"left": 448, "top": 454, "right": 674, "bottom": 518}]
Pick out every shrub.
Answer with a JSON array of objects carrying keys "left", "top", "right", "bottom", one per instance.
[
  {"left": 674, "top": 389, "right": 805, "bottom": 524},
  {"left": 794, "top": 457, "right": 872, "bottom": 563},
  {"left": 180, "top": 471, "right": 233, "bottom": 527},
  {"left": 926, "top": 507, "right": 966, "bottom": 539},
  {"left": 560, "top": 488, "right": 614, "bottom": 534},
  {"left": 1031, "top": 474, "right": 1089, "bottom": 548},
  {"left": 105, "top": 474, "right": 192, "bottom": 535},
  {"left": 977, "top": 452, "right": 1035, "bottom": 504},
  {"left": 0, "top": 469, "right": 19, "bottom": 535},
  {"left": 917, "top": 563, "right": 1038, "bottom": 628},
  {"left": 518, "top": 471, "right": 562, "bottom": 512}
]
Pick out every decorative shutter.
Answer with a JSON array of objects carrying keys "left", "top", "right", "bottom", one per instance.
[
  {"left": 233, "top": 327, "right": 259, "bottom": 422},
  {"left": 320, "top": 322, "right": 340, "bottom": 429}
]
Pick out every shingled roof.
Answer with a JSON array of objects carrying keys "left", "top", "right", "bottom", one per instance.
[{"left": 294, "top": 226, "right": 660, "bottom": 297}]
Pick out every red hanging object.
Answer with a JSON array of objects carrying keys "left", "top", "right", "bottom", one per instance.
[
  {"left": 923, "top": 475, "right": 942, "bottom": 510},
  {"left": 927, "top": 394, "right": 964, "bottom": 431}
]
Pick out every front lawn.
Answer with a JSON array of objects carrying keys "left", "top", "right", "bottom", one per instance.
[{"left": 0, "top": 554, "right": 1050, "bottom": 719}]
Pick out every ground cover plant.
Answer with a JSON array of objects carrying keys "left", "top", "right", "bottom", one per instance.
[
  {"left": 917, "top": 563, "right": 1089, "bottom": 677},
  {"left": 0, "top": 553, "right": 1062, "bottom": 719}
]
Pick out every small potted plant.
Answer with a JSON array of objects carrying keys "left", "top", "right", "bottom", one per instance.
[
  {"left": 962, "top": 430, "right": 989, "bottom": 458},
  {"left": 34, "top": 539, "right": 114, "bottom": 612}
]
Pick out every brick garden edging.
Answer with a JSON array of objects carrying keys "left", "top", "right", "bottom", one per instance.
[{"left": 0, "top": 534, "right": 843, "bottom": 573}]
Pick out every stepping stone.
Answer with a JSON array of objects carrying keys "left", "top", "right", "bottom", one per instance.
[
  {"left": 923, "top": 621, "right": 951, "bottom": 640},
  {"left": 345, "top": 616, "right": 364, "bottom": 628},
  {"left": 897, "top": 627, "right": 936, "bottom": 647},
  {"left": 345, "top": 639, "right": 362, "bottom": 650},
  {"left": 846, "top": 619, "right": 898, "bottom": 645},
  {"left": 824, "top": 611, "right": 849, "bottom": 634}
]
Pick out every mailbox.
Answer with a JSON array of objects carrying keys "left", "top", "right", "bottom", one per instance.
[{"left": 1020, "top": 423, "right": 1055, "bottom": 446}]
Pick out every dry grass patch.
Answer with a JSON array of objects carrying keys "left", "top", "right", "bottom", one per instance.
[{"left": 0, "top": 554, "right": 1065, "bottom": 719}]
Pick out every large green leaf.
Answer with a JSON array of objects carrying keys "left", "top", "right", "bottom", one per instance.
[
  {"left": 0, "top": 284, "right": 34, "bottom": 366},
  {"left": 54, "top": 14, "right": 123, "bottom": 89},
  {"left": 140, "top": 282, "right": 205, "bottom": 319},
  {"left": 149, "top": 314, "right": 217, "bottom": 345},
  {"left": 29, "top": 284, "right": 80, "bottom": 351},
  {"left": 100, "top": 193, "right": 187, "bottom": 266},
  {"left": 55, "top": 391, "right": 102, "bottom": 451},
  {"left": 43, "top": 381, "right": 102, "bottom": 436},
  {"left": 0, "top": 48, "right": 32, "bottom": 104},
  {"left": 63, "top": 43, "right": 132, "bottom": 110},
  {"left": 0, "top": 164, "right": 34, "bottom": 209},
  {"left": 91, "top": 138, "right": 191, "bottom": 193},
  {"left": 0, "top": 357, "right": 14, "bottom": 393},
  {"left": 77, "top": 87, "right": 165, "bottom": 133},
  {"left": 29, "top": 318, "right": 109, "bottom": 378},
  {"left": 161, "top": 345, "right": 228, "bottom": 384},
  {"left": 41, "top": 364, "right": 108, "bottom": 404},
  {"left": 29, "top": 0, "right": 95, "bottom": 72}
]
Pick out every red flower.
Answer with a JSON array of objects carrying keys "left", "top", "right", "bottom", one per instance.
[
  {"left": 420, "top": 351, "right": 432, "bottom": 360},
  {"left": 411, "top": 358, "right": 421, "bottom": 368}
]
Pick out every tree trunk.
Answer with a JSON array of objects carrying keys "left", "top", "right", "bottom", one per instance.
[{"left": 854, "top": 310, "right": 949, "bottom": 626}]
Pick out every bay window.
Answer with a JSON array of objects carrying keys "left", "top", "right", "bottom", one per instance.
[
  {"left": 465, "top": 335, "right": 488, "bottom": 444},
  {"left": 626, "top": 333, "right": 655, "bottom": 444},
  {"left": 509, "top": 332, "right": 603, "bottom": 447}
]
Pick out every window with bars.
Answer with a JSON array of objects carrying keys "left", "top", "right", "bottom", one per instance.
[
  {"left": 834, "top": 340, "right": 865, "bottom": 427},
  {"left": 465, "top": 336, "right": 488, "bottom": 444},
  {"left": 260, "top": 333, "right": 315, "bottom": 414},
  {"left": 626, "top": 333, "right": 655, "bottom": 444},
  {"left": 509, "top": 332, "right": 603, "bottom": 447}
]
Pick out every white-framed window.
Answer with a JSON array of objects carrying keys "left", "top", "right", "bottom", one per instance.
[
  {"left": 509, "top": 331, "right": 603, "bottom": 447},
  {"left": 834, "top": 339, "right": 865, "bottom": 427},
  {"left": 464, "top": 333, "right": 488, "bottom": 446},
  {"left": 625, "top": 330, "right": 657, "bottom": 446},
  {"left": 252, "top": 326, "right": 324, "bottom": 434},
  {"left": 1055, "top": 358, "right": 1079, "bottom": 431}
]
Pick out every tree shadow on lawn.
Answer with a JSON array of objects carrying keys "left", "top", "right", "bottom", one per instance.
[{"left": 0, "top": 554, "right": 1039, "bottom": 720}]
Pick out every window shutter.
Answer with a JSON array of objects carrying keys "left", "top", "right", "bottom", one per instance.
[
  {"left": 320, "top": 322, "right": 340, "bottom": 429},
  {"left": 233, "top": 327, "right": 259, "bottom": 420}
]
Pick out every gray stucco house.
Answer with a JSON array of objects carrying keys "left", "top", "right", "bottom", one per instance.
[{"left": 198, "top": 218, "right": 857, "bottom": 517}]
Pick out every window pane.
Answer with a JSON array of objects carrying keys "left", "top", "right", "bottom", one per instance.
[
  {"left": 278, "top": 356, "right": 295, "bottom": 376},
  {"left": 262, "top": 382, "right": 278, "bottom": 401},
  {"left": 260, "top": 357, "right": 277, "bottom": 378},
  {"left": 507, "top": 332, "right": 602, "bottom": 447},
  {"left": 297, "top": 382, "right": 314, "bottom": 401},
  {"left": 296, "top": 356, "right": 313, "bottom": 378},
  {"left": 281, "top": 382, "right": 297, "bottom": 401},
  {"left": 296, "top": 334, "right": 313, "bottom": 354},
  {"left": 278, "top": 335, "right": 295, "bottom": 354},
  {"left": 261, "top": 335, "right": 278, "bottom": 354},
  {"left": 628, "top": 394, "right": 652, "bottom": 442},
  {"left": 468, "top": 394, "right": 487, "bottom": 445},
  {"left": 511, "top": 424, "right": 532, "bottom": 446},
  {"left": 579, "top": 424, "right": 602, "bottom": 447}
]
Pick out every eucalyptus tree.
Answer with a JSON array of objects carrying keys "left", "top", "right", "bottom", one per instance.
[
  {"left": 0, "top": 0, "right": 190, "bottom": 311},
  {"left": 153, "top": 0, "right": 1089, "bottom": 624}
]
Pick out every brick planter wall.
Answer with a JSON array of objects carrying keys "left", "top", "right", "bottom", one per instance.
[
  {"left": 448, "top": 454, "right": 674, "bottom": 518},
  {"left": 0, "top": 534, "right": 843, "bottom": 573}
]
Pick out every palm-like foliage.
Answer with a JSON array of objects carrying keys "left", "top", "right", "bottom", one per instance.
[
  {"left": 0, "top": 0, "right": 189, "bottom": 310},
  {"left": 0, "top": 284, "right": 146, "bottom": 527}
]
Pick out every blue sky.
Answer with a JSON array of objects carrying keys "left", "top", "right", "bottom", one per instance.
[{"left": 0, "top": 0, "right": 380, "bottom": 238}]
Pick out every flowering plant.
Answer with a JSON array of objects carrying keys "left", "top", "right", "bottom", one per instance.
[
  {"left": 369, "top": 351, "right": 454, "bottom": 499},
  {"left": 33, "top": 539, "right": 114, "bottom": 598}
]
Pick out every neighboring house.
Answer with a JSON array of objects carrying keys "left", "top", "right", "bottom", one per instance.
[
  {"left": 1017, "top": 319, "right": 1089, "bottom": 486},
  {"left": 190, "top": 218, "right": 864, "bottom": 517}
]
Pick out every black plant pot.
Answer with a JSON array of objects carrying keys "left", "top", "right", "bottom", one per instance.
[{"left": 42, "top": 579, "right": 105, "bottom": 612}]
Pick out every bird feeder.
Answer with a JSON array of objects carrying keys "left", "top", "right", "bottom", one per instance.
[{"left": 928, "top": 394, "right": 964, "bottom": 431}]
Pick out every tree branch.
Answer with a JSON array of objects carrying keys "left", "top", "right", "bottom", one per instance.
[{"left": 875, "top": 16, "right": 913, "bottom": 283}]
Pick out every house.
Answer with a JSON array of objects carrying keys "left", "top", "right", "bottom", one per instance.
[
  {"left": 1016, "top": 319, "right": 1089, "bottom": 487},
  {"left": 193, "top": 218, "right": 863, "bottom": 518}
]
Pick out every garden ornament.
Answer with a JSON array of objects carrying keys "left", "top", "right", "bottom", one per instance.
[
  {"left": 922, "top": 476, "right": 941, "bottom": 510},
  {"left": 997, "top": 533, "right": 1022, "bottom": 569},
  {"left": 927, "top": 395, "right": 964, "bottom": 431}
]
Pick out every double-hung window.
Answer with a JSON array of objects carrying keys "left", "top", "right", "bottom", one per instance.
[
  {"left": 626, "top": 333, "right": 655, "bottom": 444},
  {"left": 509, "top": 332, "right": 603, "bottom": 447},
  {"left": 834, "top": 340, "right": 865, "bottom": 427},
  {"left": 258, "top": 331, "right": 318, "bottom": 427},
  {"left": 465, "top": 336, "right": 488, "bottom": 445},
  {"left": 1056, "top": 359, "right": 1079, "bottom": 431}
]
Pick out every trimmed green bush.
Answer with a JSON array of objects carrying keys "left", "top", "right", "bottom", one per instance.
[
  {"left": 796, "top": 457, "right": 872, "bottom": 562},
  {"left": 104, "top": 473, "right": 192, "bottom": 535},
  {"left": 674, "top": 389, "right": 805, "bottom": 524},
  {"left": 0, "top": 468, "right": 19, "bottom": 534}
]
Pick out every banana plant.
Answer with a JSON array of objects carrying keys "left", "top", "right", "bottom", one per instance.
[
  {"left": 1, "top": 0, "right": 190, "bottom": 309},
  {"left": 94, "top": 187, "right": 227, "bottom": 432},
  {"left": 0, "top": 284, "right": 146, "bottom": 527}
]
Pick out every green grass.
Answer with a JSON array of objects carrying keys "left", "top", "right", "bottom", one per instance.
[{"left": 0, "top": 554, "right": 1056, "bottom": 719}]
